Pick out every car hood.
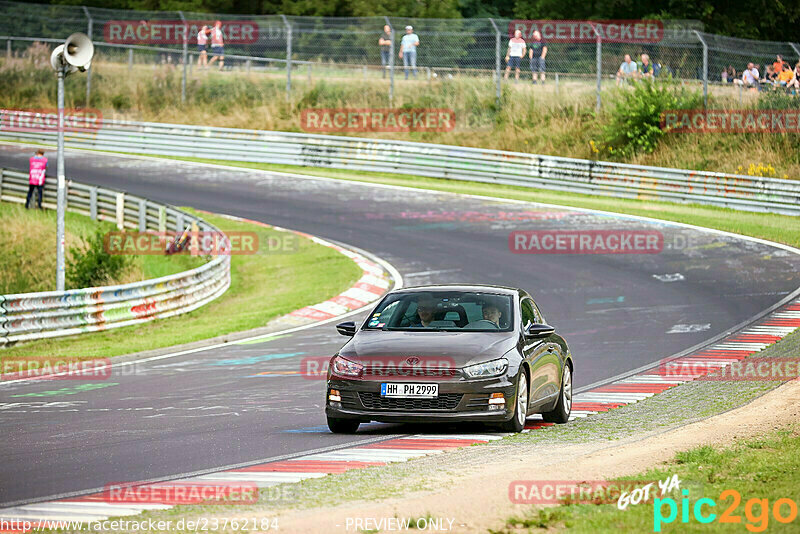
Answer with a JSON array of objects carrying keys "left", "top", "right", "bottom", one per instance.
[{"left": 340, "top": 330, "right": 518, "bottom": 368}]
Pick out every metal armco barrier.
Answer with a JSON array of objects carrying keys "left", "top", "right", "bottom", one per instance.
[
  {"left": 0, "top": 167, "right": 230, "bottom": 345},
  {"left": 1, "top": 114, "right": 799, "bottom": 216}
]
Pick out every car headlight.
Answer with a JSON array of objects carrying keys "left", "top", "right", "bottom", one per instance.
[
  {"left": 331, "top": 355, "right": 363, "bottom": 378},
  {"left": 462, "top": 358, "right": 508, "bottom": 379}
]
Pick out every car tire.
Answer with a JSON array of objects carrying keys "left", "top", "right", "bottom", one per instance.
[
  {"left": 501, "top": 371, "right": 528, "bottom": 433},
  {"left": 542, "top": 363, "right": 572, "bottom": 424},
  {"left": 327, "top": 417, "right": 360, "bottom": 434}
]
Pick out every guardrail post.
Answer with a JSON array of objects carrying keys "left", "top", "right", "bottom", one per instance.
[
  {"left": 138, "top": 198, "right": 146, "bottom": 231},
  {"left": 0, "top": 169, "right": 4, "bottom": 200},
  {"left": 488, "top": 18, "right": 502, "bottom": 107},
  {"left": 178, "top": 11, "right": 188, "bottom": 104},
  {"left": 694, "top": 31, "right": 708, "bottom": 109},
  {"left": 281, "top": 15, "right": 292, "bottom": 102},
  {"left": 128, "top": 48, "right": 133, "bottom": 71},
  {"left": 82, "top": 6, "right": 93, "bottom": 106},
  {"left": 158, "top": 206, "right": 166, "bottom": 233},
  {"left": 175, "top": 211, "right": 184, "bottom": 232},
  {"left": 115, "top": 192, "right": 125, "bottom": 230},
  {"left": 89, "top": 186, "right": 97, "bottom": 220}
]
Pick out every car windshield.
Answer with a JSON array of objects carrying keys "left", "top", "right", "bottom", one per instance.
[{"left": 364, "top": 290, "right": 514, "bottom": 332}]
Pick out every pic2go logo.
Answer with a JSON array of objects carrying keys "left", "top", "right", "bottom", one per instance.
[{"left": 654, "top": 489, "right": 798, "bottom": 532}]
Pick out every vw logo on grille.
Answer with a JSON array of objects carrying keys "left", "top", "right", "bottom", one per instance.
[{"left": 405, "top": 357, "right": 421, "bottom": 365}]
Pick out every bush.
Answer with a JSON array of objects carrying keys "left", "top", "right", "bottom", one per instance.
[
  {"left": 601, "top": 79, "right": 703, "bottom": 158},
  {"left": 67, "top": 230, "right": 131, "bottom": 289}
]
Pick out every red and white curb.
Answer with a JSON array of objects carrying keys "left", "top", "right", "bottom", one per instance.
[{"left": 2, "top": 300, "right": 798, "bottom": 525}]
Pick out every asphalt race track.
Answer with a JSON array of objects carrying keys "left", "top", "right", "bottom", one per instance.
[{"left": 1, "top": 144, "right": 799, "bottom": 506}]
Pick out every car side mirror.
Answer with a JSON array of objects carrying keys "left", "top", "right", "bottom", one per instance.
[
  {"left": 525, "top": 323, "right": 554, "bottom": 338},
  {"left": 336, "top": 321, "right": 357, "bottom": 336}
]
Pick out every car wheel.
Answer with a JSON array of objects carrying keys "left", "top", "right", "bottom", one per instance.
[
  {"left": 327, "top": 417, "right": 360, "bottom": 434},
  {"left": 501, "top": 371, "right": 528, "bottom": 432},
  {"left": 542, "top": 363, "right": 572, "bottom": 424}
]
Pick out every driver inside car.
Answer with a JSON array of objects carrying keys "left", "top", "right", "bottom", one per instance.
[
  {"left": 410, "top": 296, "right": 437, "bottom": 327},
  {"left": 482, "top": 304, "right": 502, "bottom": 327}
]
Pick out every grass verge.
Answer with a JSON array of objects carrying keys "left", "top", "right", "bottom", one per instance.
[
  {"left": 0, "top": 200, "right": 203, "bottom": 294},
  {"left": 0, "top": 208, "right": 362, "bottom": 362},
  {"left": 497, "top": 425, "right": 800, "bottom": 533},
  {"left": 164, "top": 157, "right": 800, "bottom": 249}
]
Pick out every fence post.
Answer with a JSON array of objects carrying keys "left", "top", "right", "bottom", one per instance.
[
  {"left": 89, "top": 186, "right": 97, "bottom": 220},
  {"left": 307, "top": 63, "right": 311, "bottom": 83},
  {"left": 6, "top": 39, "right": 10, "bottom": 58},
  {"left": 82, "top": 7, "right": 93, "bottom": 106},
  {"left": 555, "top": 72, "right": 559, "bottom": 96},
  {"left": 385, "top": 16, "right": 394, "bottom": 107},
  {"left": 281, "top": 15, "right": 292, "bottom": 102},
  {"left": 178, "top": 11, "right": 188, "bottom": 104},
  {"left": 694, "top": 31, "right": 708, "bottom": 109},
  {"left": 488, "top": 18, "right": 502, "bottom": 106},
  {"left": 789, "top": 42, "right": 800, "bottom": 62},
  {"left": 128, "top": 48, "right": 133, "bottom": 71},
  {"left": 594, "top": 25, "right": 602, "bottom": 111}
]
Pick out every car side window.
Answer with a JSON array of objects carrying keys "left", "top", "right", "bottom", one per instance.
[{"left": 520, "top": 299, "right": 537, "bottom": 329}]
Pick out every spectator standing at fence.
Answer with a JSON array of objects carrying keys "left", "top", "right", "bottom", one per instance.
[
  {"left": 639, "top": 54, "right": 654, "bottom": 79},
  {"left": 616, "top": 54, "right": 637, "bottom": 85},
  {"left": 26, "top": 149, "right": 47, "bottom": 210},
  {"left": 379, "top": 25, "right": 392, "bottom": 79},
  {"left": 207, "top": 20, "right": 224, "bottom": 71},
  {"left": 197, "top": 25, "right": 210, "bottom": 68},
  {"left": 528, "top": 30, "right": 547, "bottom": 84},
  {"left": 399, "top": 25, "right": 419, "bottom": 79},
  {"left": 504, "top": 30, "right": 526, "bottom": 81}
]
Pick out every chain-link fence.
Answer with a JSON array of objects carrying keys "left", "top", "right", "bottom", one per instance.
[{"left": 1, "top": 1, "right": 799, "bottom": 114}]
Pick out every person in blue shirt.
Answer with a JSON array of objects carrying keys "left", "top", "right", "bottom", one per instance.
[
  {"left": 399, "top": 26, "right": 419, "bottom": 79},
  {"left": 616, "top": 54, "right": 638, "bottom": 85}
]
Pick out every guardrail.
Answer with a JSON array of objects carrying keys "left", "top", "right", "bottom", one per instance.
[
  {"left": 1, "top": 114, "right": 799, "bottom": 216},
  {"left": 0, "top": 167, "right": 230, "bottom": 345}
]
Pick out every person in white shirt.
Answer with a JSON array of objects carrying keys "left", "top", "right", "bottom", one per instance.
[
  {"left": 197, "top": 25, "right": 209, "bottom": 68},
  {"left": 398, "top": 26, "right": 420, "bottom": 79},
  {"left": 505, "top": 30, "right": 526, "bottom": 81}
]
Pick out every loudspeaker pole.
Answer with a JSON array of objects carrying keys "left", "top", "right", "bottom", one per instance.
[{"left": 56, "top": 64, "right": 66, "bottom": 291}]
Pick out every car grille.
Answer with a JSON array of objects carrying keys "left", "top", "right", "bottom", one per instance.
[
  {"left": 362, "top": 367, "right": 460, "bottom": 379},
  {"left": 358, "top": 392, "right": 463, "bottom": 411}
]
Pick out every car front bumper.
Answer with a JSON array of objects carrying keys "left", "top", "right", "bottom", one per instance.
[{"left": 326, "top": 375, "right": 518, "bottom": 424}]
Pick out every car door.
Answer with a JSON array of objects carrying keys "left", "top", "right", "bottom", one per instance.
[{"left": 520, "top": 298, "right": 561, "bottom": 407}]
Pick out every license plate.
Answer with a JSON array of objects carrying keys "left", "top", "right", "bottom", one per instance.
[{"left": 381, "top": 383, "right": 438, "bottom": 398}]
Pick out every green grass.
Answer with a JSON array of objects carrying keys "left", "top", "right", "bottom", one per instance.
[
  {"left": 0, "top": 209, "right": 363, "bottom": 361},
  {"left": 164, "top": 157, "right": 800, "bottom": 249},
  {"left": 494, "top": 425, "right": 800, "bottom": 533},
  {"left": 0, "top": 200, "right": 202, "bottom": 294}
]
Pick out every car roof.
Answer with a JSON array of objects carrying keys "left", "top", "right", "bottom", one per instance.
[{"left": 390, "top": 284, "right": 522, "bottom": 297}]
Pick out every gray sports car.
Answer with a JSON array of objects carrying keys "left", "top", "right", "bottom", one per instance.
[{"left": 325, "top": 285, "right": 573, "bottom": 433}]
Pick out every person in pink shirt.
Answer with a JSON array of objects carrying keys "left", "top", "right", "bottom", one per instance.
[
  {"left": 27, "top": 149, "right": 47, "bottom": 210},
  {"left": 207, "top": 21, "right": 225, "bottom": 71}
]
